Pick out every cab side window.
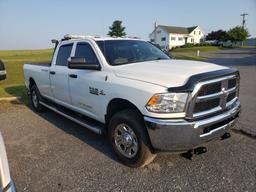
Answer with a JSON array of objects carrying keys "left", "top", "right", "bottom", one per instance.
[
  {"left": 56, "top": 44, "right": 73, "bottom": 66},
  {"left": 75, "top": 43, "right": 99, "bottom": 65}
]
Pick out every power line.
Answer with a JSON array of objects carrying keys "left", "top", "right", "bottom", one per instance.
[{"left": 240, "top": 13, "right": 248, "bottom": 28}]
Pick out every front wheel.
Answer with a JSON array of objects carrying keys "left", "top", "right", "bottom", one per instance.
[{"left": 108, "top": 109, "right": 156, "bottom": 168}]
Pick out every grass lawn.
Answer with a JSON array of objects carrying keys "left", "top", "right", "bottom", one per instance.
[
  {"left": 174, "top": 54, "right": 207, "bottom": 61},
  {"left": 172, "top": 46, "right": 225, "bottom": 52},
  {"left": 0, "top": 49, "right": 52, "bottom": 102}
]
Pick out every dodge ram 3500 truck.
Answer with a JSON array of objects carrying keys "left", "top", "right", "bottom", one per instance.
[{"left": 23, "top": 35, "right": 241, "bottom": 167}]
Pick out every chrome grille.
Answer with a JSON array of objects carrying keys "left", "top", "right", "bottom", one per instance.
[{"left": 187, "top": 74, "right": 239, "bottom": 119}]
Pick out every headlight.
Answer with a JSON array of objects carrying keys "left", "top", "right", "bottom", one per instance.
[{"left": 146, "top": 93, "right": 188, "bottom": 113}]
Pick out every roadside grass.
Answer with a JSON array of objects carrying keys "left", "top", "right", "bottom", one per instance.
[
  {"left": 0, "top": 49, "right": 52, "bottom": 103},
  {"left": 172, "top": 46, "right": 225, "bottom": 52},
  {"left": 174, "top": 54, "right": 207, "bottom": 61}
]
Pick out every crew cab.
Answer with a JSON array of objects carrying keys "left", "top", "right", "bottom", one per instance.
[
  {"left": 23, "top": 35, "right": 241, "bottom": 167},
  {"left": 0, "top": 60, "right": 6, "bottom": 81}
]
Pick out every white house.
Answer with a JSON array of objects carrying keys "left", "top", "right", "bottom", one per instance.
[{"left": 149, "top": 25, "right": 205, "bottom": 50}]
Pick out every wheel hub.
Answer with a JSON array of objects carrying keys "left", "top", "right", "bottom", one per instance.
[
  {"left": 122, "top": 133, "right": 133, "bottom": 147},
  {"left": 114, "top": 124, "right": 138, "bottom": 158},
  {"left": 32, "top": 91, "right": 38, "bottom": 107}
]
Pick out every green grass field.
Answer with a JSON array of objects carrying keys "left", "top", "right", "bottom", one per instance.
[
  {"left": 174, "top": 54, "right": 207, "bottom": 61},
  {"left": 172, "top": 46, "right": 224, "bottom": 52},
  {"left": 0, "top": 49, "right": 52, "bottom": 102}
]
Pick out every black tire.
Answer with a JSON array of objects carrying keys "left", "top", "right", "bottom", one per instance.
[
  {"left": 108, "top": 109, "right": 156, "bottom": 168},
  {"left": 30, "top": 85, "right": 46, "bottom": 112}
]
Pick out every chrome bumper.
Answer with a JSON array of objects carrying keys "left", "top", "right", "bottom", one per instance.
[{"left": 144, "top": 100, "right": 241, "bottom": 151}]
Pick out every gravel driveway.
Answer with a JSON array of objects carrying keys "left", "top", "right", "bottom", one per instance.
[{"left": 0, "top": 48, "right": 255, "bottom": 192}]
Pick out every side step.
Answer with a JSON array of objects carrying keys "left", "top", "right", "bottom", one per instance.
[{"left": 39, "top": 100, "right": 104, "bottom": 135}]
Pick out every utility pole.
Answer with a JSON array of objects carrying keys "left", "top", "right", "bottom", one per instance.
[
  {"left": 154, "top": 21, "right": 157, "bottom": 44},
  {"left": 240, "top": 13, "right": 248, "bottom": 28},
  {"left": 240, "top": 13, "right": 248, "bottom": 47}
]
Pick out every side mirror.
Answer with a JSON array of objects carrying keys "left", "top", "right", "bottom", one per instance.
[
  {"left": 0, "top": 60, "right": 6, "bottom": 81},
  {"left": 68, "top": 57, "right": 100, "bottom": 70}
]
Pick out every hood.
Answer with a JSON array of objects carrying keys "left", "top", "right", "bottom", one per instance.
[{"left": 113, "top": 60, "right": 227, "bottom": 88}]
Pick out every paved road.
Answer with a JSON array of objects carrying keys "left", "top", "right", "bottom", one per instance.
[
  {"left": 205, "top": 48, "right": 256, "bottom": 66},
  {"left": 204, "top": 48, "right": 256, "bottom": 137},
  {"left": 0, "top": 48, "right": 256, "bottom": 192}
]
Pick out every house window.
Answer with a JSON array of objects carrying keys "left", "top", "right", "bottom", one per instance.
[
  {"left": 171, "top": 37, "right": 176, "bottom": 41},
  {"left": 161, "top": 37, "right": 166, "bottom": 41},
  {"left": 199, "top": 31, "right": 201, "bottom": 35},
  {"left": 194, "top": 31, "right": 196, "bottom": 35},
  {"left": 191, "top": 38, "right": 194, "bottom": 43},
  {"left": 178, "top": 37, "right": 183, "bottom": 41}
]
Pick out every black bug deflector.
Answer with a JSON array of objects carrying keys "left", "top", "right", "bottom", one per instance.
[{"left": 168, "top": 68, "right": 239, "bottom": 93}]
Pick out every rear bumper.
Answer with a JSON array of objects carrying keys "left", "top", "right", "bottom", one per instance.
[
  {"left": 144, "top": 100, "right": 241, "bottom": 151},
  {"left": 0, "top": 70, "right": 6, "bottom": 81}
]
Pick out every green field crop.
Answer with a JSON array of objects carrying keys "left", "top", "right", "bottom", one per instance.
[{"left": 0, "top": 49, "right": 52, "bottom": 102}]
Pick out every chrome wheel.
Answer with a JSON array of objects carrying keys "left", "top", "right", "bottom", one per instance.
[
  {"left": 32, "top": 90, "right": 38, "bottom": 108},
  {"left": 114, "top": 123, "right": 138, "bottom": 158}
]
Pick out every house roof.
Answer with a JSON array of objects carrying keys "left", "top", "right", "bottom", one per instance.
[{"left": 158, "top": 25, "right": 198, "bottom": 34}]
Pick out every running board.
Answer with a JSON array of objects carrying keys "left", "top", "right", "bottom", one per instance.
[{"left": 39, "top": 101, "right": 104, "bottom": 135}]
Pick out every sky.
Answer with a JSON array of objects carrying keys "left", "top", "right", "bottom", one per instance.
[{"left": 0, "top": 0, "right": 255, "bottom": 50}]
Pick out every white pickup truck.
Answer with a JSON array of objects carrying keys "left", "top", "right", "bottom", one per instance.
[{"left": 23, "top": 35, "right": 241, "bottom": 167}]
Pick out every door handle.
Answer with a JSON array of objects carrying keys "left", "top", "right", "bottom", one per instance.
[
  {"left": 69, "top": 74, "right": 77, "bottom": 78},
  {"left": 50, "top": 71, "right": 56, "bottom": 75},
  {"left": 41, "top": 69, "right": 49, "bottom": 72}
]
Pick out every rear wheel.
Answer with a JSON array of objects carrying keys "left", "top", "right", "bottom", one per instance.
[
  {"left": 30, "top": 85, "right": 46, "bottom": 112},
  {"left": 108, "top": 109, "right": 156, "bottom": 168}
]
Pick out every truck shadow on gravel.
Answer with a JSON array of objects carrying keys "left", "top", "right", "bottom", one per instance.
[
  {"left": 4, "top": 85, "right": 29, "bottom": 104},
  {"left": 33, "top": 106, "right": 120, "bottom": 163}
]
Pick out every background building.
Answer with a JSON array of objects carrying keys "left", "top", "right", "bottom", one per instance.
[{"left": 149, "top": 25, "right": 205, "bottom": 50}]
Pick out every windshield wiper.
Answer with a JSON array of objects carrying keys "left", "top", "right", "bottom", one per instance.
[{"left": 155, "top": 57, "right": 169, "bottom": 60}]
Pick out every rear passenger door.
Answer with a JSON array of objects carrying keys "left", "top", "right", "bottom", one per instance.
[{"left": 50, "top": 43, "right": 74, "bottom": 104}]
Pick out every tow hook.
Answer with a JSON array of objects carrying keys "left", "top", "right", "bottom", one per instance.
[
  {"left": 181, "top": 146, "right": 207, "bottom": 160},
  {"left": 194, "top": 146, "right": 207, "bottom": 155},
  {"left": 221, "top": 132, "right": 231, "bottom": 140}
]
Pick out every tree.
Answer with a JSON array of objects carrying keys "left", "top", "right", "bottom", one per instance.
[
  {"left": 206, "top": 30, "right": 228, "bottom": 41},
  {"left": 227, "top": 26, "right": 249, "bottom": 43},
  {"left": 108, "top": 20, "right": 126, "bottom": 37}
]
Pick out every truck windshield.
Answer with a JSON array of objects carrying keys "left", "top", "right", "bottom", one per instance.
[{"left": 96, "top": 40, "right": 170, "bottom": 66}]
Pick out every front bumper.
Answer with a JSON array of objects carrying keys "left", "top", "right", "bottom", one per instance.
[{"left": 144, "top": 100, "right": 241, "bottom": 151}]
